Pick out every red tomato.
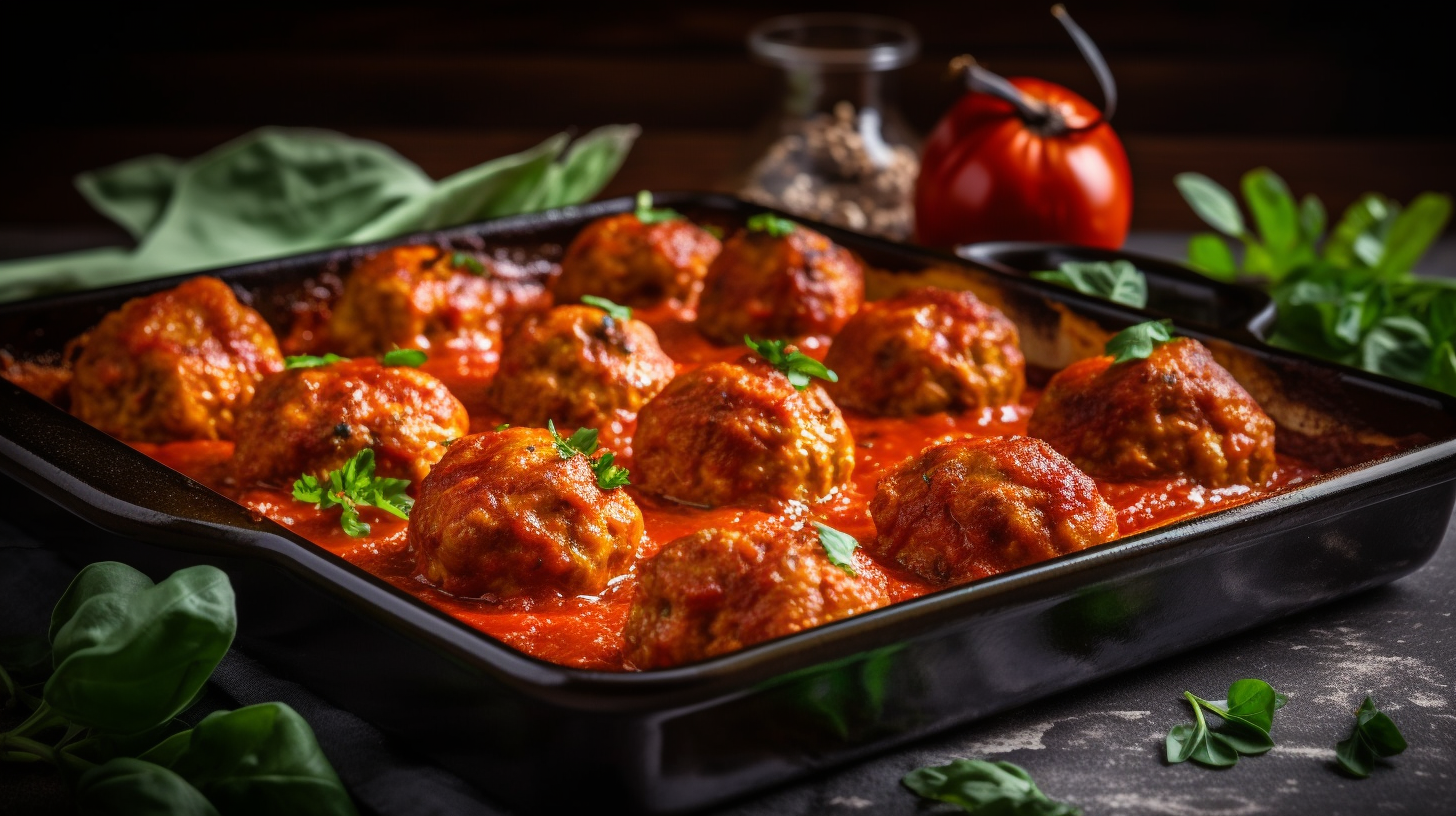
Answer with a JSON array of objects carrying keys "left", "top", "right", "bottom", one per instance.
[{"left": 914, "top": 76, "right": 1132, "bottom": 250}]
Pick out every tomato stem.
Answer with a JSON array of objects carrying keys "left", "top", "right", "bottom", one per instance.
[
  {"left": 949, "top": 55, "right": 1056, "bottom": 130},
  {"left": 1052, "top": 5, "right": 1117, "bottom": 122}
]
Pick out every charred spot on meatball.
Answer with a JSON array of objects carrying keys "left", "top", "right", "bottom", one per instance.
[
  {"left": 553, "top": 213, "right": 722, "bottom": 309},
  {"left": 870, "top": 435, "right": 1118, "bottom": 585},
  {"left": 233, "top": 358, "right": 468, "bottom": 486},
  {"left": 695, "top": 222, "right": 864, "bottom": 345},
  {"left": 633, "top": 354, "right": 855, "bottom": 507},
  {"left": 67, "top": 276, "right": 284, "bottom": 442},
  {"left": 411, "top": 427, "right": 643, "bottom": 599},
  {"left": 624, "top": 514, "right": 888, "bottom": 669},
  {"left": 489, "top": 304, "right": 676, "bottom": 430},
  {"left": 824, "top": 287, "right": 1025, "bottom": 416},
  {"left": 1027, "top": 337, "right": 1277, "bottom": 487}
]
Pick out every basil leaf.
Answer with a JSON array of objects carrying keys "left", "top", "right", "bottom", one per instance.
[
  {"left": 380, "top": 348, "right": 427, "bottom": 368},
  {"left": 903, "top": 758, "right": 1081, "bottom": 815},
  {"left": 1211, "top": 720, "right": 1274, "bottom": 755},
  {"left": 746, "top": 213, "right": 797, "bottom": 238},
  {"left": 75, "top": 757, "right": 219, "bottom": 816},
  {"left": 46, "top": 563, "right": 235, "bottom": 734},
  {"left": 1174, "top": 173, "right": 1246, "bottom": 238},
  {"left": 284, "top": 354, "right": 349, "bottom": 370},
  {"left": 1031, "top": 260, "right": 1148, "bottom": 308},
  {"left": 812, "top": 523, "right": 859, "bottom": 576},
  {"left": 581, "top": 294, "right": 633, "bottom": 322},
  {"left": 1186, "top": 233, "right": 1237, "bottom": 281},
  {"left": 1325, "top": 193, "right": 1391, "bottom": 269},
  {"left": 1242, "top": 168, "right": 1299, "bottom": 254},
  {"left": 1104, "top": 319, "right": 1174, "bottom": 364},
  {"left": 1300, "top": 194, "right": 1327, "bottom": 245},
  {"left": 1222, "top": 678, "right": 1279, "bottom": 733},
  {"left": 172, "top": 703, "right": 356, "bottom": 816},
  {"left": 1361, "top": 315, "right": 1433, "bottom": 383},
  {"left": 1376, "top": 192, "right": 1453, "bottom": 278}
]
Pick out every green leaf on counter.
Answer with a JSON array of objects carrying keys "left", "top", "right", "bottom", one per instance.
[
  {"left": 1336, "top": 696, "right": 1407, "bottom": 778},
  {"left": 1165, "top": 678, "right": 1284, "bottom": 769},
  {"left": 903, "top": 758, "right": 1081, "bottom": 815},
  {"left": 1031, "top": 260, "right": 1148, "bottom": 308}
]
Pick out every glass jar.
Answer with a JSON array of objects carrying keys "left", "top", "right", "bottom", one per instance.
[{"left": 739, "top": 14, "right": 921, "bottom": 241}]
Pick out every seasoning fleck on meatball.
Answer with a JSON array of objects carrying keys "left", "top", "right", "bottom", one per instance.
[
  {"left": 1027, "top": 337, "right": 1277, "bottom": 487},
  {"left": 633, "top": 354, "right": 855, "bottom": 507},
  {"left": 489, "top": 304, "right": 676, "bottom": 430},
  {"left": 232, "top": 358, "right": 468, "bottom": 486},
  {"left": 624, "top": 514, "right": 888, "bottom": 669},
  {"left": 553, "top": 213, "right": 722, "bottom": 309},
  {"left": 824, "top": 287, "right": 1025, "bottom": 416},
  {"left": 411, "top": 427, "right": 643, "bottom": 599},
  {"left": 695, "top": 221, "right": 864, "bottom": 345},
  {"left": 68, "top": 277, "right": 284, "bottom": 442},
  {"left": 870, "top": 436, "right": 1118, "bottom": 585},
  {"left": 326, "top": 246, "right": 508, "bottom": 357}
]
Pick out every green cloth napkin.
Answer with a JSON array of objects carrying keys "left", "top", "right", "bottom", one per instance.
[{"left": 0, "top": 125, "right": 639, "bottom": 303}]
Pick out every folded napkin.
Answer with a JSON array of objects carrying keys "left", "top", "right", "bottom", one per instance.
[{"left": 0, "top": 125, "right": 639, "bottom": 303}]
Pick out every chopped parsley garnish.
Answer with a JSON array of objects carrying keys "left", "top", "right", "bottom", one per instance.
[
  {"left": 581, "top": 295, "right": 633, "bottom": 322},
  {"left": 903, "top": 759, "right": 1080, "bottom": 815},
  {"left": 746, "top": 212, "right": 797, "bottom": 237},
  {"left": 1104, "top": 319, "right": 1175, "bottom": 364},
  {"left": 1032, "top": 260, "right": 1148, "bottom": 308},
  {"left": 1165, "top": 678, "right": 1287, "bottom": 768},
  {"left": 1336, "top": 696, "right": 1407, "bottom": 778},
  {"left": 494, "top": 423, "right": 511, "bottom": 431},
  {"left": 451, "top": 252, "right": 487, "bottom": 275},
  {"left": 547, "top": 420, "right": 631, "bottom": 490},
  {"left": 634, "top": 190, "right": 682, "bottom": 225},
  {"left": 381, "top": 348, "right": 427, "bottom": 368},
  {"left": 291, "top": 449, "right": 413, "bottom": 537},
  {"left": 284, "top": 353, "right": 349, "bottom": 370},
  {"left": 744, "top": 336, "right": 838, "bottom": 390},
  {"left": 812, "top": 523, "right": 859, "bottom": 575}
]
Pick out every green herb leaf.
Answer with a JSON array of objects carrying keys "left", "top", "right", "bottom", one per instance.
[
  {"left": 903, "top": 758, "right": 1081, "bottom": 815},
  {"left": 592, "top": 451, "right": 632, "bottom": 490},
  {"left": 450, "top": 252, "right": 487, "bottom": 275},
  {"left": 380, "top": 348, "right": 427, "bottom": 368},
  {"left": 75, "top": 757, "right": 220, "bottom": 816},
  {"left": 746, "top": 212, "right": 797, "bottom": 238},
  {"left": 1242, "top": 167, "right": 1299, "bottom": 255},
  {"left": 1031, "top": 260, "right": 1148, "bottom": 308},
  {"left": 634, "top": 190, "right": 682, "bottom": 225},
  {"left": 812, "top": 523, "right": 859, "bottom": 576},
  {"left": 1325, "top": 193, "right": 1392, "bottom": 269},
  {"left": 284, "top": 353, "right": 349, "bottom": 370},
  {"left": 548, "top": 420, "right": 630, "bottom": 489},
  {"left": 171, "top": 703, "right": 357, "bottom": 815},
  {"left": 1376, "top": 192, "right": 1453, "bottom": 278},
  {"left": 1165, "top": 680, "right": 1286, "bottom": 769},
  {"left": 1186, "top": 233, "right": 1238, "bottom": 281},
  {"left": 494, "top": 423, "right": 511, "bottom": 431},
  {"left": 581, "top": 295, "right": 633, "bottom": 322},
  {"left": 1104, "top": 319, "right": 1174, "bottom": 364},
  {"left": 1175, "top": 173, "right": 1246, "bottom": 238},
  {"left": 1299, "top": 194, "right": 1328, "bottom": 245},
  {"left": 291, "top": 449, "right": 412, "bottom": 537},
  {"left": 744, "top": 336, "right": 838, "bottom": 390},
  {"left": 45, "top": 563, "right": 235, "bottom": 734},
  {"left": 1335, "top": 696, "right": 1407, "bottom": 778},
  {"left": 702, "top": 224, "right": 725, "bottom": 239}
]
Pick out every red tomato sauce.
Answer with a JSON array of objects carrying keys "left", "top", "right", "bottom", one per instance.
[{"left": 127, "top": 307, "right": 1318, "bottom": 672}]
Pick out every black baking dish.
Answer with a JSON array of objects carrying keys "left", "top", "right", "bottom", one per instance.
[{"left": 3, "top": 193, "right": 1455, "bottom": 815}]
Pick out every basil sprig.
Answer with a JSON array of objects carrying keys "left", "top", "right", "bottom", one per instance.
[
  {"left": 292, "top": 448, "right": 413, "bottom": 537},
  {"left": 812, "top": 523, "right": 859, "bottom": 576},
  {"left": 1, "top": 561, "right": 356, "bottom": 814},
  {"left": 1336, "top": 696, "right": 1407, "bottom": 778},
  {"left": 1104, "top": 319, "right": 1174, "bottom": 364},
  {"left": 1032, "top": 260, "right": 1148, "bottom": 308},
  {"left": 744, "top": 336, "right": 838, "bottom": 390},
  {"left": 903, "top": 758, "right": 1080, "bottom": 815},
  {"left": 1165, "top": 678, "right": 1287, "bottom": 768}
]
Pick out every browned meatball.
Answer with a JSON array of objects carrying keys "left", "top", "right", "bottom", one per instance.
[
  {"left": 411, "top": 427, "right": 643, "bottom": 599},
  {"left": 624, "top": 514, "right": 888, "bottom": 669},
  {"left": 695, "top": 222, "right": 864, "bottom": 344},
  {"left": 553, "top": 213, "right": 722, "bottom": 309},
  {"left": 824, "top": 287, "right": 1025, "bottom": 416},
  {"left": 489, "top": 304, "right": 676, "bottom": 430},
  {"left": 870, "top": 436, "right": 1118, "bottom": 585},
  {"left": 326, "top": 246, "right": 505, "bottom": 357},
  {"left": 68, "top": 277, "right": 284, "bottom": 442},
  {"left": 232, "top": 358, "right": 468, "bottom": 486},
  {"left": 634, "top": 354, "right": 855, "bottom": 506},
  {"left": 1027, "top": 337, "right": 1277, "bottom": 487}
]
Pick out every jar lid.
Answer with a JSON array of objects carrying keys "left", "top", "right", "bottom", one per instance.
[{"left": 748, "top": 14, "right": 920, "bottom": 72}]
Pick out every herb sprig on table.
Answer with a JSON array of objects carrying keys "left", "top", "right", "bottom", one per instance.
[
  {"left": 1165, "top": 678, "right": 1287, "bottom": 768},
  {"left": 903, "top": 759, "right": 1080, "bottom": 815},
  {"left": 0, "top": 561, "right": 356, "bottom": 814},
  {"left": 292, "top": 448, "right": 414, "bottom": 537},
  {"left": 1336, "top": 696, "right": 1407, "bottom": 778}
]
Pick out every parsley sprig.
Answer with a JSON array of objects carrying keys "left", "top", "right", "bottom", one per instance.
[
  {"left": 547, "top": 420, "right": 631, "bottom": 489},
  {"left": 291, "top": 449, "right": 413, "bottom": 537},
  {"left": 812, "top": 523, "right": 859, "bottom": 576},
  {"left": 744, "top": 336, "right": 838, "bottom": 391},
  {"left": 284, "top": 350, "right": 427, "bottom": 370},
  {"left": 1104, "top": 319, "right": 1174, "bottom": 364},
  {"left": 634, "top": 190, "right": 682, "bottom": 225},
  {"left": 1165, "top": 678, "right": 1287, "bottom": 768},
  {"left": 1336, "top": 696, "right": 1407, "bottom": 778},
  {"left": 903, "top": 759, "right": 1080, "bottom": 815},
  {"left": 581, "top": 295, "right": 632, "bottom": 322},
  {"left": 746, "top": 212, "right": 797, "bottom": 237}
]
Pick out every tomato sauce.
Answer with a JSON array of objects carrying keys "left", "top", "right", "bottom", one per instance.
[{"left": 126, "top": 306, "right": 1318, "bottom": 672}]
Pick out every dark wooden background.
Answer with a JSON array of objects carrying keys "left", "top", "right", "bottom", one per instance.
[{"left": 2, "top": 1, "right": 1452, "bottom": 240}]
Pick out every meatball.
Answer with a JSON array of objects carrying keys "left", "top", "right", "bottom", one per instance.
[
  {"left": 624, "top": 514, "right": 888, "bottom": 669},
  {"left": 489, "top": 304, "right": 676, "bottom": 430},
  {"left": 634, "top": 354, "right": 855, "bottom": 507},
  {"left": 870, "top": 436, "right": 1118, "bottom": 585},
  {"left": 233, "top": 358, "right": 468, "bottom": 486},
  {"left": 695, "top": 222, "right": 864, "bottom": 345},
  {"left": 1027, "top": 337, "right": 1277, "bottom": 487},
  {"left": 68, "top": 277, "right": 283, "bottom": 442},
  {"left": 553, "top": 213, "right": 722, "bottom": 309},
  {"left": 326, "top": 245, "right": 504, "bottom": 357},
  {"left": 411, "top": 427, "right": 643, "bottom": 599},
  {"left": 824, "top": 287, "right": 1025, "bottom": 416}
]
